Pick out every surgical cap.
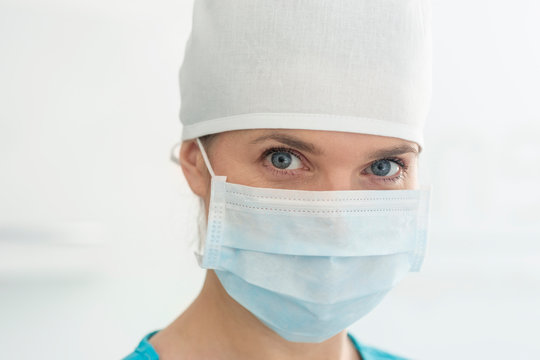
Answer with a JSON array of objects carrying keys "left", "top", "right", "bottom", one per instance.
[{"left": 179, "top": 0, "right": 432, "bottom": 148}]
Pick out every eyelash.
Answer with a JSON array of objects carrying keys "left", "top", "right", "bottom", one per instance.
[
  {"left": 375, "top": 157, "right": 408, "bottom": 183},
  {"left": 260, "top": 146, "right": 409, "bottom": 182},
  {"left": 260, "top": 147, "right": 306, "bottom": 177}
]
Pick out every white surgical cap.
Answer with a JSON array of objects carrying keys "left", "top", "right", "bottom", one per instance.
[{"left": 179, "top": 0, "right": 432, "bottom": 148}]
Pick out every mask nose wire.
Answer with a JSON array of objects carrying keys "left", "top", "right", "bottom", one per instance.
[{"left": 195, "top": 138, "right": 216, "bottom": 178}]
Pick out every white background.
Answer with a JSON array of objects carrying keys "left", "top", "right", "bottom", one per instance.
[{"left": 1, "top": 1, "right": 539, "bottom": 359}]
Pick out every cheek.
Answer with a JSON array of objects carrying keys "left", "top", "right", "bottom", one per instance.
[{"left": 211, "top": 150, "right": 269, "bottom": 187}]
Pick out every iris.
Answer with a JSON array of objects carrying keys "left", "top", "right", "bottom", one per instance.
[
  {"left": 371, "top": 159, "right": 392, "bottom": 176},
  {"left": 270, "top": 152, "right": 292, "bottom": 169}
]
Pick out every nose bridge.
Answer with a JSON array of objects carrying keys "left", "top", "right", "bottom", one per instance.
[{"left": 319, "top": 168, "right": 357, "bottom": 191}]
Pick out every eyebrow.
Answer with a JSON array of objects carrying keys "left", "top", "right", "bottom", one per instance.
[
  {"left": 249, "top": 132, "right": 419, "bottom": 159},
  {"left": 367, "top": 144, "right": 419, "bottom": 160},
  {"left": 249, "top": 133, "right": 324, "bottom": 155}
]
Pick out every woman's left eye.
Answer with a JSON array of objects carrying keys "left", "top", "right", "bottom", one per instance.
[
  {"left": 367, "top": 159, "right": 401, "bottom": 177},
  {"left": 266, "top": 151, "right": 303, "bottom": 170}
]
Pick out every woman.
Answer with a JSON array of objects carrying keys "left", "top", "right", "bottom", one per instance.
[{"left": 124, "top": 0, "right": 432, "bottom": 359}]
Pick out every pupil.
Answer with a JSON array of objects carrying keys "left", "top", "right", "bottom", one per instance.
[
  {"left": 371, "top": 160, "right": 391, "bottom": 176},
  {"left": 271, "top": 152, "right": 292, "bottom": 169}
]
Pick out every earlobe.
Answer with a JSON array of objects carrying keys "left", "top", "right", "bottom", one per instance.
[{"left": 179, "top": 140, "right": 210, "bottom": 198}]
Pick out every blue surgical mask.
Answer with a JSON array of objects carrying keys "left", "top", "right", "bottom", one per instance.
[{"left": 194, "top": 138, "right": 432, "bottom": 343}]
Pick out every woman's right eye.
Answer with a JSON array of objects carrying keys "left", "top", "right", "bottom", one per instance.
[{"left": 266, "top": 151, "right": 303, "bottom": 170}]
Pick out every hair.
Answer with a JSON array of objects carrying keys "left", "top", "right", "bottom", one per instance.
[{"left": 199, "top": 133, "right": 218, "bottom": 148}]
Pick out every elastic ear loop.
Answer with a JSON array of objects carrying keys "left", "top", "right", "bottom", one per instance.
[
  {"left": 169, "top": 138, "right": 221, "bottom": 266},
  {"left": 195, "top": 138, "right": 216, "bottom": 177},
  {"left": 169, "top": 139, "right": 217, "bottom": 178}
]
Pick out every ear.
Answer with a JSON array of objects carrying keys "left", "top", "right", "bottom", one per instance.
[{"left": 179, "top": 139, "right": 211, "bottom": 198}]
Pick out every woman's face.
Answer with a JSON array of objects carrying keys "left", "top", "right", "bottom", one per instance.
[{"left": 181, "top": 129, "right": 420, "bottom": 211}]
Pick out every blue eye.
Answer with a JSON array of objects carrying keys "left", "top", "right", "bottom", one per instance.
[
  {"left": 266, "top": 151, "right": 302, "bottom": 170},
  {"left": 369, "top": 159, "right": 400, "bottom": 177}
]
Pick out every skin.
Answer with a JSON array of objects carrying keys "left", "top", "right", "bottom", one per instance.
[{"left": 150, "top": 129, "right": 420, "bottom": 360}]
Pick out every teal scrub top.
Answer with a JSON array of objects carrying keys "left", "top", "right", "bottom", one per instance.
[{"left": 122, "top": 330, "right": 409, "bottom": 360}]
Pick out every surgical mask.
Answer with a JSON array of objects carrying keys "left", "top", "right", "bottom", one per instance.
[{"left": 193, "top": 138, "right": 432, "bottom": 343}]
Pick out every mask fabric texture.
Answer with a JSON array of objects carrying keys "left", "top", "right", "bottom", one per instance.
[{"left": 194, "top": 139, "right": 432, "bottom": 343}]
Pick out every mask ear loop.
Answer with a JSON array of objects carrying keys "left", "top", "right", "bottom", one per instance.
[
  {"left": 169, "top": 138, "right": 217, "bottom": 179},
  {"left": 195, "top": 137, "right": 216, "bottom": 178},
  {"left": 194, "top": 137, "right": 227, "bottom": 268}
]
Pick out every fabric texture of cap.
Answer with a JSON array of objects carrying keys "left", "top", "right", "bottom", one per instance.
[{"left": 179, "top": 0, "right": 432, "bottom": 148}]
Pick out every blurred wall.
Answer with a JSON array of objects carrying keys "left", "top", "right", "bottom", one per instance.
[{"left": 0, "top": 1, "right": 539, "bottom": 359}]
